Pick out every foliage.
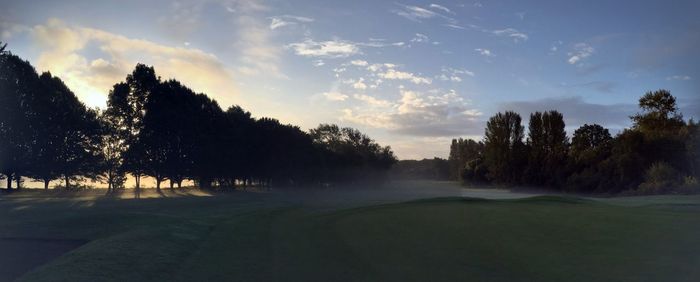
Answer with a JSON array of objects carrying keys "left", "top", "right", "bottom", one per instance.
[
  {"left": 523, "top": 110, "right": 568, "bottom": 187},
  {"left": 448, "top": 89, "right": 696, "bottom": 194},
  {"left": 447, "top": 138, "right": 483, "bottom": 181},
  {"left": 636, "top": 162, "right": 682, "bottom": 194},
  {"left": 1, "top": 46, "right": 396, "bottom": 190},
  {"left": 483, "top": 111, "right": 526, "bottom": 184}
]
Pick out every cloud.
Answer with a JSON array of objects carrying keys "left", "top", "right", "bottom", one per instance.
[
  {"left": 312, "top": 59, "right": 325, "bottom": 66},
  {"left": 438, "top": 67, "right": 474, "bottom": 82},
  {"left": 287, "top": 39, "right": 360, "bottom": 58},
  {"left": 499, "top": 96, "right": 635, "bottom": 129},
  {"left": 378, "top": 68, "right": 432, "bottom": 84},
  {"left": 491, "top": 28, "right": 528, "bottom": 42},
  {"left": 353, "top": 94, "right": 392, "bottom": 107},
  {"left": 342, "top": 89, "right": 483, "bottom": 136},
  {"left": 474, "top": 48, "right": 494, "bottom": 57},
  {"left": 322, "top": 91, "right": 349, "bottom": 101},
  {"left": 467, "top": 24, "right": 529, "bottom": 42},
  {"left": 350, "top": 59, "right": 368, "bottom": 66},
  {"left": 444, "top": 24, "right": 466, "bottom": 30},
  {"left": 568, "top": 43, "right": 595, "bottom": 64},
  {"left": 666, "top": 75, "right": 691, "bottom": 81},
  {"left": 27, "top": 18, "right": 238, "bottom": 109},
  {"left": 429, "top": 4, "right": 451, "bottom": 13},
  {"left": 268, "top": 14, "right": 314, "bottom": 30},
  {"left": 234, "top": 3, "right": 287, "bottom": 79},
  {"left": 410, "top": 33, "right": 430, "bottom": 43},
  {"left": 392, "top": 3, "right": 456, "bottom": 24},
  {"left": 566, "top": 81, "right": 616, "bottom": 93},
  {"left": 352, "top": 78, "right": 368, "bottom": 90}
]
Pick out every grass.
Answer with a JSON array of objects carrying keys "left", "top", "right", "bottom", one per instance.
[{"left": 1, "top": 183, "right": 699, "bottom": 281}]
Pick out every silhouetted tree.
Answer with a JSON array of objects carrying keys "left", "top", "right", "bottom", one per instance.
[
  {"left": 0, "top": 50, "right": 35, "bottom": 190},
  {"left": 483, "top": 111, "right": 525, "bottom": 184},
  {"left": 523, "top": 111, "right": 568, "bottom": 187},
  {"left": 99, "top": 111, "right": 127, "bottom": 191},
  {"left": 105, "top": 64, "right": 160, "bottom": 191},
  {"left": 310, "top": 124, "right": 397, "bottom": 184},
  {"left": 447, "top": 138, "right": 484, "bottom": 182}
]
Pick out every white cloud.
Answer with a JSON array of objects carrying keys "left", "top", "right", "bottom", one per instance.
[
  {"left": 474, "top": 48, "right": 494, "bottom": 57},
  {"left": 350, "top": 59, "right": 368, "bottom": 66},
  {"left": 666, "top": 75, "right": 692, "bottom": 81},
  {"left": 287, "top": 39, "right": 360, "bottom": 58},
  {"left": 568, "top": 43, "right": 594, "bottom": 64},
  {"left": 27, "top": 18, "right": 238, "bottom": 108},
  {"left": 341, "top": 88, "right": 483, "bottom": 136},
  {"left": 491, "top": 28, "right": 528, "bottom": 42},
  {"left": 410, "top": 33, "right": 429, "bottom": 43},
  {"left": 352, "top": 77, "right": 368, "bottom": 90},
  {"left": 268, "top": 15, "right": 314, "bottom": 30},
  {"left": 353, "top": 94, "right": 392, "bottom": 107},
  {"left": 269, "top": 18, "right": 292, "bottom": 30},
  {"left": 392, "top": 3, "right": 456, "bottom": 24},
  {"left": 444, "top": 24, "right": 466, "bottom": 30},
  {"left": 234, "top": 4, "right": 287, "bottom": 79},
  {"left": 322, "top": 91, "right": 349, "bottom": 101},
  {"left": 438, "top": 67, "right": 474, "bottom": 82},
  {"left": 429, "top": 4, "right": 451, "bottom": 13},
  {"left": 312, "top": 59, "right": 325, "bottom": 66},
  {"left": 378, "top": 68, "right": 432, "bottom": 84}
]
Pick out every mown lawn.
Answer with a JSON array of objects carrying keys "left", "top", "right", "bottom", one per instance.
[{"left": 1, "top": 188, "right": 699, "bottom": 282}]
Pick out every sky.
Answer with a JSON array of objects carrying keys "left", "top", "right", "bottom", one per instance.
[{"left": 1, "top": 0, "right": 699, "bottom": 159}]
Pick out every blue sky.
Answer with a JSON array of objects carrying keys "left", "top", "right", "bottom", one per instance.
[{"left": 1, "top": 0, "right": 698, "bottom": 159}]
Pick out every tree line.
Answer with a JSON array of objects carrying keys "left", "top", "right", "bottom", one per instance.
[
  {"left": 448, "top": 90, "right": 700, "bottom": 194},
  {"left": 0, "top": 43, "right": 397, "bottom": 191}
]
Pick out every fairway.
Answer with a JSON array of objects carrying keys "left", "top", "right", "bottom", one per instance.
[{"left": 1, "top": 185, "right": 699, "bottom": 281}]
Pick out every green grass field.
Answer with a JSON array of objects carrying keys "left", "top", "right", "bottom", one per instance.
[{"left": 1, "top": 182, "right": 699, "bottom": 281}]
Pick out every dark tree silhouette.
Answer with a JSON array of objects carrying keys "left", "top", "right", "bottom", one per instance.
[
  {"left": 447, "top": 138, "right": 484, "bottom": 182},
  {"left": 0, "top": 50, "right": 35, "bottom": 190},
  {"left": 105, "top": 64, "right": 160, "bottom": 191},
  {"left": 523, "top": 111, "right": 568, "bottom": 187},
  {"left": 483, "top": 111, "right": 525, "bottom": 184}
]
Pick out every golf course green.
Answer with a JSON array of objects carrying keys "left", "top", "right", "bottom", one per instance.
[{"left": 1, "top": 182, "right": 699, "bottom": 281}]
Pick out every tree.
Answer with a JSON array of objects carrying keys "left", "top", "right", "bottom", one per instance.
[
  {"left": 523, "top": 111, "right": 568, "bottom": 187},
  {"left": 631, "top": 89, "right": 684, "bottom": 136},
  {"left": 483, "top": 111, "right": 525, "bottom": 184},
  {"left": 565, "top": 124, "right": 613, "bottom": 192},
  {"left": 105, "top": 64, "right": 160, "bottom": 191},
  {"left": 448, "top": 138, "right": 484, "bottom": 181},
  {"left": 570, "top": 124, "right": 612, "bottom": 159},
  {"left": 33, "top": 73, "right": 102, "bottom": 189},
  {"left": 0, "top": 49, "right": 39, "bottom": 190},
  {"left": 310, "top": 124, "right": 397, "bottom": 184}
]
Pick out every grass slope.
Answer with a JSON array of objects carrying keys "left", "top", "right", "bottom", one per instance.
[{"left": 1, "top": 189, "right": 698, "bottom": 281}]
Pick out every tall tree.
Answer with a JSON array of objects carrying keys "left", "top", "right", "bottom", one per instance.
[
  {"left": 0, "top": 49, "right": 37, "bottom": 190},
  {"left": 483, "top": 111, "right": 525, "bottom": 184},
  {"left": 524, "top": 111, "right": 568, "bottom": 187},
  {"left": 105, "top": 64, "right": 160, "bottom": 191}
]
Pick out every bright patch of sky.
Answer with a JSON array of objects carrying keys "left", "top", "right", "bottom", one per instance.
[{"left": 1, "top": 0, "right": 698, "bottom": 159}]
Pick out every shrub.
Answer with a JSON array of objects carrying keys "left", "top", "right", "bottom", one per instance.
[{"left": 636, "top": 162, "right": 682, "bottom": 194}]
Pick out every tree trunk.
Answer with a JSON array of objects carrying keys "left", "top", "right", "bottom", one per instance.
[
  {"left": 156, "top": 178, "right": 161, "bottom": 191},
  {"left": 44, "top": 179, "right": 50, "bottom": 190},
  {"left": 177, "top": 180, "right": 182, "bottom": 188},
  {"left": 134, "top": 174, "right": 141, "bottom": 190},
  {"left": 65, "top": 175, "right": 70, "bottom": 189},
  {"left": 15, "top": 176, "right": 21, "bottom": 190},
  {"left": 169, "top": 180, "right": 174, "bottom": 189},
  {"left": 6, "top": 175, "right": 12, "bottom": 190}
]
